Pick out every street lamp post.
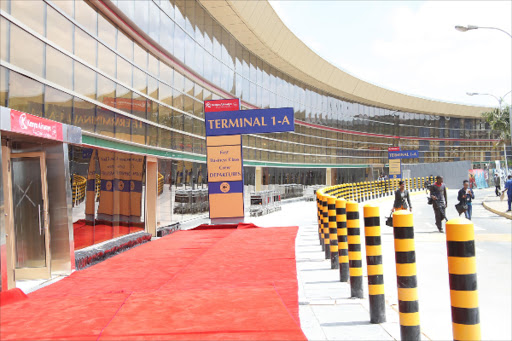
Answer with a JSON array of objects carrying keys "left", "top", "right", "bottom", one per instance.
[
  {"left": 467, "top": 91, "right": 512, "bottom": 175},
  {"left": 455, "top": 25, "right": 512, "bottom": 38},
  {"left": 457, "top": 24, "right": 512, "bottom": 174}
]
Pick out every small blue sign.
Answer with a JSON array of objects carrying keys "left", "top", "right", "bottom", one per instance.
[
  {"left": 388, "top": 150, "right": 419, "bottom": 159},
  {"left": 205, "top": 107, "right": 294, "bottom": 136}
]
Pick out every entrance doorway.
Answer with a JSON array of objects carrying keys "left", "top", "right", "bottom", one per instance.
[{"left": 10, "top": 152, "right": 50, "bottom": 280}]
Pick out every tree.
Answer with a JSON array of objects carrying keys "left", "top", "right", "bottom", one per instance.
[{"left": 482, "top": 105, "right": 510, "bottom": 144}]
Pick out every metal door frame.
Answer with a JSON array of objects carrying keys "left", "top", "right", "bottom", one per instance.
[{"left": 10, "top": 151, "right": 51, "bottom": 280}]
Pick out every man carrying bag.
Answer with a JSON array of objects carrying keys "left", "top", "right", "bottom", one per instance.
[
  {"left": 430, "top": 176, "right": 448, "bottom": 233},
  {"left": 457, "top": 180, "right": 474, "bottom": 220}
]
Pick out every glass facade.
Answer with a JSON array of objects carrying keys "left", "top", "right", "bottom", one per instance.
[{"left": 0, "top": 0, "right": 507, "bottom": 168}]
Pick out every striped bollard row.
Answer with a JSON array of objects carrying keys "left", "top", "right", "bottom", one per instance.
[
  {"left": 446, "top": 218, "right": 480, "bottom": 341},
  {"left": 363, "top": 204, "right": 386, "bottom": 324},
  {"left": 393, "top": 211, "right": 420, "bottom": 341},
  {"left": 322, "top": 195, "right": 330, "bottom": 259},
  {"left": 336, "top": 198, "right": 349, "bottom": 282},
  {"left": 328, "top": 197, "right": 339, "bottom": 269},
  {"left": 346, "top": 201, "right": 363, "bottom": 298}
]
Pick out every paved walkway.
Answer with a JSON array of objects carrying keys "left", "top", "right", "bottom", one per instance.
[{"left": 483, "top": 192, "right": 512, "bottom": 219}]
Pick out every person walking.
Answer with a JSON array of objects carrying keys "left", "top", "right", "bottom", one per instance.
[
  {"left": 457, "top": 180, "right": 475, "bottom": 220},
  {"left": 393, "top": 180, "right": 412, "bottom": 212},
  {"left": 430, "top": 175, "right": 448, "bottom": 233},
  {"left": 503, "top": 175, "right": 512, "bottom": 212},
  {"left": 494, "top": 173, "right": 501, "bottom": 197}
]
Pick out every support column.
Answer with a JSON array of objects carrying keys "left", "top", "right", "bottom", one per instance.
[
  {"left": 326, "top": 168, "right": 332, "bottom": 186},
  {"left": 255, "top": 166, "right": 262, "bottom": 192}
]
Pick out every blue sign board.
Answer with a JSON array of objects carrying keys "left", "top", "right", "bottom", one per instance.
[
  {"left": 388, "top": 150, "right": 419, "bottom": 159},
  {"left": 205, "top": 107, "right": 294, "bottom": 136}
]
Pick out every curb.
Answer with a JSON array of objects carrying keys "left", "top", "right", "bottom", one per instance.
[{"left": 482, "top": 200, "right": 512, "bottom": 220}]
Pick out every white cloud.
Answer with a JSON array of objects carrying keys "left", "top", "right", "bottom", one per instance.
[{"left": 269, "top": 1, "right": 512, "bottom": 108}]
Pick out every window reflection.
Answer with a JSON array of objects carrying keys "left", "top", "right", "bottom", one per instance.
[{"left": 70, "top": 146, "right": 146, "bottom": 250}]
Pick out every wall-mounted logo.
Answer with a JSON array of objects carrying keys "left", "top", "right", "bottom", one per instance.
[
  {"left": 10, "top": 109, "right": 63, "bottom": 141},
  {"left": 220, "top": 182, "right": 230, "bottom": 193}
]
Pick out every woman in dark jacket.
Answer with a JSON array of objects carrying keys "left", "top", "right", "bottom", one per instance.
[{"left": 393, "top": 181, "right": 412, "bottom": 212}]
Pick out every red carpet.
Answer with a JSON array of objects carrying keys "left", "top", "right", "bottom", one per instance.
[{"left": 0, "top": 226, "right": 305, "bottom": 340}]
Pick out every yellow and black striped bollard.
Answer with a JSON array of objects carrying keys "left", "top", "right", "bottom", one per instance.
[
  {"left": 364, "top": 204, "right": 386, "bottom": 323},
  {"left": 322, "top": 195, "right": 331, "bottom": 260},
  {"left": 317, "top": 192, "right": 325, "bottom": 250},
  {"left": 328, "top": 197, "right": 339, "bottom": 269},
  {"left": 393, "top": 210, "right": 420, "bottom": 340},
  {"left": 346, "top": 201, "right": 363, "bottom": 298},
  {"left": 446, "top": 218, "right": 480, "bottom": 341},
  {"left": 336, "top": 198, "right": 349, "bottom": 282}
]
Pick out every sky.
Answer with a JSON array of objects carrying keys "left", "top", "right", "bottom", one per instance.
[{"left": 269, "top": 1, "right": 512, "bottom": 109}]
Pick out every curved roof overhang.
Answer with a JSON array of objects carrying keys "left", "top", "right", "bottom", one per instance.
[{"left": 199, "top": 0, "right": 491, "bottom": 118}]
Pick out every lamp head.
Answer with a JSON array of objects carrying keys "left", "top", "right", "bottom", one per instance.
[
  {"left": 455, "top": 25, "right": 479, "bottom": 32},
  {"left": 466, "top": 92, "right": 478, "bottom": 96}
]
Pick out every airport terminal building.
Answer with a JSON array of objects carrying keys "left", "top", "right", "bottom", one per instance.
[{"left": 0, "top": 0, "right": 508, "bottom": 289}]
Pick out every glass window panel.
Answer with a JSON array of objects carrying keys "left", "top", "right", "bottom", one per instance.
[
  {"left": 47, "top": 6, "right": 73, "bottom": 52},
  {"left": 174, "top": 25, "right": 185, "bottom": 63},
  {"left": 159, "top": 127, "right": 171, "bottom": 149},
  {"left": 46, "top": 46, "right": 73, "bottom": 90},
  {"left": 149, "top": 1, "right": 160, "bottom": 42},
  {"left": 131, "top": 117, "right": 146, "bottom": 144},
  {"left": 117, "top": 31, "right": 133, "bottom": 61},
  {"left": 174, "top": 0, "right": 186, "bottom": 28},
  {"left": 1, "top": 18, "right": 9, "bottom": 62},
  {"left": 134, "top": 42, "right": 148, "bottom": 70},
  {"left": 0, "top": 67, "right": 8, "bottom": 107},
  {"left": 159, "top": 62, "right": 173, "bottom": 85},
  {"left": 11, "top": 0, "right": 45, "bottom": 36},
  {"left": 147, "top": 123, "right": 158, "bottom": 147},
  {"left": 8, "top": 71, "right": 44, "bottom": 116},
  {"left": 185, "top": 34, "right": 195, "bottom": 69},
  {"left": 72, "top": 96, "right": 95, "bottom": 132},
  {"left": 133, "top": 0, "right": 149, "bottom": 34},
  {"left": 114, "top": 112, "right": 131, "bottom": 141},
  {"left": 98, "top": 13, "right": 117, "bottom": 48},
  {"left": 159, "top": 83, "right": 173, "bottom": 106},
  {"left": 194, "top": 84, "right": 203, "bottom": 102},
  {"left": 54, "top": 0, "right": 74, "bottom": 18},
  {"left": 172, "top": 111, "right": 183, "bottom": 132},
  {"left": 75, "top": 28, "right": 97, "bottom": 67},
  {"left": 10, "top": 25, "right": 44, "bottom": 77},
  {"left": 74, "top": 62, "right": 96, "bottom": 100},
  {"left": 212, "top": 21, "right": 221, "bottom": 60},
  {"left": 117, "top": 0, "right": 134, "bottom": 22},
  {"left": 195, "top": 2, "right": 205, "bottom": 44},
  {"left": 184, "top": 95, "right": 194, "bottom": 115},
  {"left": 96, "top": 107, "right": 115, "bottom": 137},
  {"left": 204, "top": 14, "right": 212, "bottom": 54},
  {"left": 75, "top": 1, "right": 97, "bottom": 36},
  {"left": 173, "top": 71, "right": 184, "bottom": 92},
  {"left": 115, "top": 84, "right": 132, "bottom": 115},
  {"left": 185, "top": 0, "right": 194, "bottom": 36},
  {"left": 44, "top": 86, "right": 72, "bottom": 124},
  {"left": 148, "top": 54, "right": 159, "bottom": 77},
  {"left": 132, "top": 92, "right": 147, "bottom": 120},
  {"left": 159, "top": 106, "right": 172, "bottom": 127},
  {"left": 160, "top": 10, "right": 174, "bottom": 55},
  {"left": 148, "top": 76, "right": 158, "bottom": 100},
  {"left": 161, "top": 0, "right": 174, "bottom": 19},
  {"left": 147, "top": 100, "right": 158, "bottom": 123},
  {"left": 204, "top": 52, "right": 213, "bottom": 82},
  {"left": 117, "top": 56, "right": 133, "bottom": 87},
  {"left": 183, "top": 134, "right": 193, "bottom": 153},
  {"left": 97, "top": 74, "right": 116, "bottom": 105},
  {"left": 133, "top": 67, "right": 147, "bottom": 94},
  {"left": 98, "top": 44, "right": 116, "bottom": 78}
]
